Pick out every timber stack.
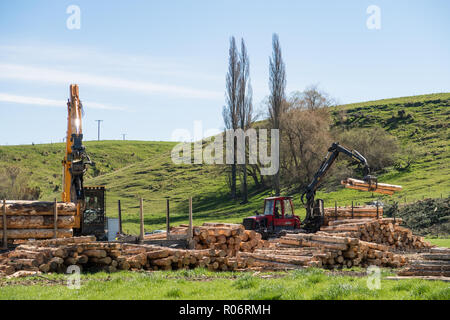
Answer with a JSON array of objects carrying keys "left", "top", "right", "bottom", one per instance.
[
  {"left": 121, "top": 243, "right": 244, "bottom": 272},
  {"left": 145, "top": 222, "right": 268, "bottom": 255},
  {"left": 193, "top": 223, "right": 269, "bottom": 254},
  {"left": 323, "top": 205, "right": 382, "bottom": 226},
  {"left": 0, "top": 201, "right": 76, "bottom": 240},
  {"left": 341, "top": 178, "right": 403, "bottom": 195},
  {"left": 0, "top": 236, "right": 246, "bottom": 277},
  {"left": 398, "top": 247, "right": 450, "bottom": 277},
  {"left": 320, "top": 218, "right": 431, "bottom": 250},
  {"left": 240, "top": 232, "right": 407, "bottom": 271}
]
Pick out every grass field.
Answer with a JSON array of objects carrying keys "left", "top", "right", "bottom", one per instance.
[
  {"left": 0, "top": 268, "right": 449, "bottom": 300},
  {"left": 426, "top": 238, "right": 450, "bottom": 248},
  {"left": 0, "top": 93, "right": 448, "bottom": 235}
]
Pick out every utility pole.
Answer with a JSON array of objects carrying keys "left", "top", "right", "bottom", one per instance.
[
  {"left": 95, "top": 120, "right": 103, "bottom": 141},
  {"left": 122, "top": 134, "right": 126, "bottom": 141}
]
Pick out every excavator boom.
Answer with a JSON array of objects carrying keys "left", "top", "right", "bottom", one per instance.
[{"left": 62, "top": 84, "right": 94, "bottom": 231}]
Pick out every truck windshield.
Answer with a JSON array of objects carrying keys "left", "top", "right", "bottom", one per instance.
[{"left": 264, "top": 200, "right": 274, "bottom": 215}]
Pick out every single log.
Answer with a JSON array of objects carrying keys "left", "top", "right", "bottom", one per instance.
[
  {"left": 328, "top": 219, "right": 374, "bottom": 226},
  {"left": 430, "top": 247, "right": 450, "bottom": 254},
  {"left": 246, "top": 259, "right": 304, "bottom": 270},
  {"left": 83, "top": 249, "right": 107, "bottom": 258},
  {"left": 244, "top": 230, "right": 256, "bottom": 239},
  {"left": 202, "top": 222, "right": 244, "bottom": 230},
  {"left": 90, "top": 257, "right": 112, "bottom": 265},
  {"left": 324, "top": 207, "right": 383, "bottom": 213},
  {"left": 76, "top": 255, "right": 88, "bottom": 264},
  {"left": 239, "top": 252, "right": 314, "bottom": 266},
  {"left": 26, "top": 236, "right": 96, "bottom": 246},
  {"left": 285, "top": 233, "right": 359, "bottom": 246},
  {"left": 8, "top": 250, "right": 45, "bottom": 264},
  {"left": 300, "top": 239, "right": 348, "bottom": 251},
  {"left": 0, "top": 264, "right": 16, "bottom": 275},
  {"left": 342, "top": 178, "right": 403, "bottom": 192},
  {"left": 10, "top": 258, "right": 39, "bottom": 267},
  {"left": 0, "top": 215, "right": 75, "bottom": 229},
  {"left": 398, "top": 269, "right": 450, "bottom": 277},
  {"left": 421, "top": 254, "right": 450, "bottom": 261},
  {"left": 405, "top": 264, "right": 450, "bottom": 271},
  {"left": 118, "top": 261, "right": 130, "bottom": 270},
  {"left": 0, "top": 201, "right": 77, "bottom": 216},
  {"left": 278, "top": 238, "right": 301, "bottom": 246},
  {"left": 147, "top": 250, "right": 170, "bottom": 259},
  {"left": 0, "top": 229, "right": 72, "bottom": 239},
  {"left": 64, "top": 257, "right": 77, "bottom": 265},
  {"left": 152, "top": 256, "right": 173, "bottom": 267}
]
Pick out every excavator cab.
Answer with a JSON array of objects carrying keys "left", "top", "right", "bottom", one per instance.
[{"left": 75, "top": 186, "right": 107, "bottom": 240}]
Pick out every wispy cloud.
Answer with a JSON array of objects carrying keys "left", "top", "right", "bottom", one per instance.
[
  {"left": 0, "top": 63, "right": 222, "bottom": 100},
  {"left": 0, "top": 92, "right": 128, "bottom": 111},
  {"left": 0, "top": 44, "right": 222, "bottom": 82}
]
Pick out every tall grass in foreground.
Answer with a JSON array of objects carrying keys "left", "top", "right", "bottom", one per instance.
[{"left": 0, "top": 269, "right": 448, "bottom": 300}]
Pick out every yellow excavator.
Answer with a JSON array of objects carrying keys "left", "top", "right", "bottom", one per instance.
[{"left": 62, "top": 84, "right": 107, "bottom": 240}]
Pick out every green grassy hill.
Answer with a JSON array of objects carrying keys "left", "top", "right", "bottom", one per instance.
[{"left": 0, "top": 93, "right": 448, "bottom": 234}]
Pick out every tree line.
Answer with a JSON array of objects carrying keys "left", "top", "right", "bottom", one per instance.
[{"left": 222, "top": 34, "right": 401, "bottom": 203}]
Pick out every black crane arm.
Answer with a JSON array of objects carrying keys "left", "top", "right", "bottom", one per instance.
[{"left": 300, "top": 142, "right": 377, "bottom": 232}]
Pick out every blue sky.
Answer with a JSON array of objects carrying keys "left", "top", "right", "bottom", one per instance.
[{"left": 0, "top": 0, "right": 449, "bottom": 145}]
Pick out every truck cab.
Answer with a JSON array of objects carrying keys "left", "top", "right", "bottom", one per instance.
[{"left": 242, "top": 196, "right": 301, "bottom": 239}]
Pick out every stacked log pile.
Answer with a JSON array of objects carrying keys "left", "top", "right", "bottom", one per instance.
[
  {"left": 323, "top": 206, "right": 382, "bottom": 226},
  {"left": 0, "top": 220, "right": 433, "bottom": 276},
  {"left": 193, "top": 223, "right": 268, "bottom": 255},
  {"left": 398, "top": 247, "right": 450, "bottom": 277},
  {"left": 121, "top": 243, "right": 244, "bottom": 272},
  {"left": 0, "top": 201, "right": 76, "bottom": 239},
  {"left": 320, "top": 218, "right": 432, "bottom": 250},
  {"left": 341, "top": 178, "right": 403, "bottom": 195},
  {"left": 0, "top": 236, "right": 246, "bottom": 277},
  {"left": 0, "top": 236, "right": 119, "bottom": 275},
  {"left": 143, "top": 222, "right": 268, "bottom": 255},
  {"left": 240, "top": 231, "right": 407, "bottom": 271}
]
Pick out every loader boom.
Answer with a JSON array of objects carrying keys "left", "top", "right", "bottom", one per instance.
[{"left": 300, "top": 142, "right": 377, "bottom": 232}]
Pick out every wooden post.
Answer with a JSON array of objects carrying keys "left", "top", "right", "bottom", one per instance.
[
  {"left": 2, "top": 199, "right": 7, "bottom": 250},
  {"left": 376, "top": 202, "right": 379, "bottom": 219},
  {"left": 188, "top": 197, "right": 193, "bottom": 246},
  {"left": 53, "top": 198, "right": 58, "bottom": 239},
  {"left": 351, "top": 201, "right": 354, "bottom": 219},
  {"left": 166, "top": 199, "right": 170, "bottom": 240},
  {"left": 118, "top": 200, "right": 123, "bottom": 234},
  {"left": 393, "top": 203, "right": 396, "bottom": 224},
  {"left": 334, "top": 201, "right": 337, "bottom": 218},
  {"left": 139, "top": 198, "right": 144, "bottom": 242}
]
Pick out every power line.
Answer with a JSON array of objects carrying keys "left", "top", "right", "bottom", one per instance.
[{"left": 95, "top": 120, "right": 103, "bottom": 141}]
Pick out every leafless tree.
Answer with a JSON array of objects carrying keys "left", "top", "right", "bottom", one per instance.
[
  {"left": 268, "top": 33, "right": 286, "bottom": 196},
  {"left": 237, "top": 39, "right": 253, "bottom": 203},
  {"left": 223, "top": 36, "right": 240, "bottom": 199},
  {"left": 281, "top": 107, "right": 332, "bottom": 187},
  {"left": 289, "top": 84, "right": 336, "bottom": 110}
]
